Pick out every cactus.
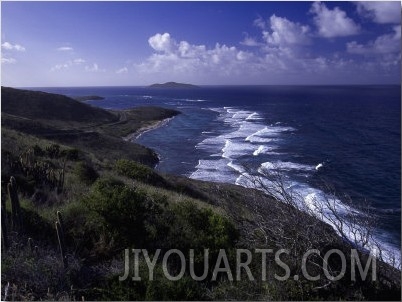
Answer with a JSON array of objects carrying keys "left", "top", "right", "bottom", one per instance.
[
  {"left": 16, "top": 147, "right": 68, "bottom": 194},
  {"left": 27, "top": 237, "right": 33, "bottom": 252},
  {"left": 56, "top": 221, "right": 68, "bottom": 268},
  {"left": 8, "top": 176, "right": 22, "bottom": 231},
  {"left": 57, "top": 168, "right": 65, "bottom": 194}
]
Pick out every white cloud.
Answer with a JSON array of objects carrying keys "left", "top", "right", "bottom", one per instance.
[
  {"left": 139, "top": 26, "right": 401, "bottom": 84},
  {"left": 57, "top": 46, "right": 73, "bottom": 51},
  {"left": 137, "top": 33, "right": 258, "bottom": 81},
  {"left": 347, "top": 26, "right": 401, "bottom": 55},
  {"left": 240, "top": 33, "right": 261, "bottom": 47},
  {"left": 148, "top": 33, "right": 174, "bottom": 53},
  {"left": 50, "top": 63, "right": 71, "bottom": 71},
  {"left": 253, "top": 17, "right": 266, "bottom": 29},
  {"left": 73, "top": 58, "right": 85, "bottom": 64},
  {"left": 116, "top": 67, "right": 128, "bottom": 74},
  {"left": 310, "top": 2, "right": 360, "bottom": 38},
  {"left": 85, "top": 63, "right": 99, "bottom": 72},
  {"left": 263, "top": 15, "right": 311, "bottom": 46},
  {"left": 51, "top": 58, "right": 88, "bottom": 71},
  {"left": 85, "top": 63, "right": 105, "bottom": 72},
  {"left": 1, "top": 57, "right": 17, "bottom": 64},
  {"left": 356, "top": 2, "right": 401, "bottom": 24},
  {"left": 1, "top": 41, "right": 26, "bottom": 51}
]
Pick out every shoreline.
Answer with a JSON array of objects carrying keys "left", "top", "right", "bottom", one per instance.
[
  {"left": 123, "top": 116, "right": 175, "bottom": 142},
  {"left": 121, "top": 105, "right": 401, "bottom": 269}
]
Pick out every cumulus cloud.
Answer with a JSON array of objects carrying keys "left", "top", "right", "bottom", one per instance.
[
  {"left": 138, "top": 32, "right": 256, "bottom": 79},
  {"left": 1, "top": 41, "right": 25, "bottom": 51},
  {"left": 138, "top": 31, "right": 382, "bottom": 84},
  {"left": 310, "top": 2, "right": 360, "bottom": 38},
  {"left": 347, "top": 26, "right": 401, "bottom": 55},
  {"left": 262, "top": 15, "right": 311, "bottom": 46},
  {"left": 1, "top": 57, "right": 17, "bottom": 64},
  {"left": 356, "top": 2, "right": 401, "bottom": 24},
  {"left": 57, "top": 46, "right": 73, "bottom": 51},
  {"left": 148, "top": 33, "right": 174, "bottom": 53},
  {"left": 240, "top": 33, "right": 261, "bottom": 47}
]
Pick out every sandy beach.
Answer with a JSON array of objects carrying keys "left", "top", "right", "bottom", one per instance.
[{"left": 123, "top": 117, "right": 175, "bottom": 142}]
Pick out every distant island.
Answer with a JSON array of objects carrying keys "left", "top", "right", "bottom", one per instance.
[
  {"left": 73, "top": 95, "right": 105, "bottom": 102},
  {"left": 149, "top": 82, "right": 199, "bottom": 89}
]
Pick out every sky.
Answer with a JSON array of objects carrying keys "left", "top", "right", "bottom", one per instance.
[{"left": 1, "top": 1, "right": 401, "bottom": 87}]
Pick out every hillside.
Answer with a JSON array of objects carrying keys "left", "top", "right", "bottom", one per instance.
[
  {"left": 2, "top": 87, "right": 114, "bottom": 123},
  {"left": 1, "top": 87, "right": 400, "bottom": 301},
  {"left": 1, "top": 87, "right": 179, "bottom": 166}
]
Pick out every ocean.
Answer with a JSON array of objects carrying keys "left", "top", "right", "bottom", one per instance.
[{"left": 36, "top": 85, "right": 401, "bottom": 264}]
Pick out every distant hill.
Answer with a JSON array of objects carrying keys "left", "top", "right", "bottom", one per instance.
[
  {"left": 149, "top": 82, "right": 199, "bottom": 88},
  {"left": 1, "top": 87, "right": 114, "bottom": 123}
]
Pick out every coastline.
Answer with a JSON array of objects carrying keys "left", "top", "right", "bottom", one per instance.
[
  {"left": 2, "top": 86, "right": 400, "bottom": 300},
  {"left": 123, "top": 116, "right": 175, "bottom": 142}
]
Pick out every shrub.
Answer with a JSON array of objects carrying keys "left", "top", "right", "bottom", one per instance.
[
  {"left": 74, "top": 161, "right": 99, "bottom": 185},
  {"left": 83, "top": 177, "right": 162, "bottom": 246},
  {"left": 168, "top": 202, "right": 238, "bottom": 252},
  {"left": 32, "top": 144, "right": 45, "bottom": 157},
  {"left": 115, "top": 159, "right": 168, "bottom": 187},
  {"left": 61, "top": 148, "right": 80, "bottom": 161}
]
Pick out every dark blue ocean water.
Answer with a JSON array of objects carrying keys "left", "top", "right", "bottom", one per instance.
[{"left": 35, "top": 85, "right": 401, "bottom": 261}]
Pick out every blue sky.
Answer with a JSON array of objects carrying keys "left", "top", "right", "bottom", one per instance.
[{"left": 1, "top": 1, "right": 401, "bottom": 86}]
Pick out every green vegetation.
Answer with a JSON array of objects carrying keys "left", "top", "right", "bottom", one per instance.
[
  {"left": 115, "top": 159, "right": 168, "bottom": 187},
  {"left": 74, "top": 161, "right": 99, "bottom": 185},
  {"left": 1, "top": 87, "right": 400, "bottom": 300}
]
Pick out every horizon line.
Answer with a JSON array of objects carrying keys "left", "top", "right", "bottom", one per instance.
[{"left": 7, "top": 83, "right": 402, "bottom": 89}]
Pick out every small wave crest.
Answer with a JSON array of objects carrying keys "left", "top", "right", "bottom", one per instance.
[{"left": 259, "top": 161, "right": 315, "bottom": 173}]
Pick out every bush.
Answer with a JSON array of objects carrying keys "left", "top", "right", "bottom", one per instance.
[
  {"left": 74, "top": 161, "right": 99, "bottom": 185},
  {"left": 82, "top": 177, "right": 238, "bottom": 255},
  {"left": 83, "top": 177, "right": 162, "bottom": 246},
  {"left": 32, "top": 144, "right": 45, "bottom": 157},
  {"left": 168, "top": 202, "right": 238, "bottom": 252},
  {"left": 115, "top": 159, "right": 168, "bottom": 187},
  {"left": 61, "top": 148, "right": 80, "bottom": 161}
]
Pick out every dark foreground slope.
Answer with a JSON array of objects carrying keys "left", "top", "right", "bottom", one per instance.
[{"left": 1, "top": 87, "right": 400, "bottom": 301}]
